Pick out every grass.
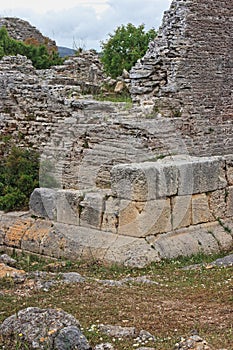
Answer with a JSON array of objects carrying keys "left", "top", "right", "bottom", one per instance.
[
  {"left": 0, "top": 250, "right": 232, "bottom": 349},
  {"left": 94, "top": 92, "right": 132, "bottom": 104}
]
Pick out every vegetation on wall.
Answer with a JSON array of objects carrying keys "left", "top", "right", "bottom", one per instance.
[
  {"left": 0, "top": 26, "right": 63, "bottom": 69},
  {"left": 100, "top": 23, "right": 157, "bottom": 78},
  {"left": 0, "top": 147, "right": 39, "bottom": 212}
]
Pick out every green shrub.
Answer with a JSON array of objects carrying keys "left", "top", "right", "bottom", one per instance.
[
  {"left": 0, "top": 147, "right": 39, "bottom": 212},
  {"left": 0, "top": 26, "right": 63, "bottom": 69}
]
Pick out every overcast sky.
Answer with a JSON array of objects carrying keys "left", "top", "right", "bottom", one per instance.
[{"left": 0, "top": 0, "right": 172, "bottom": 50}]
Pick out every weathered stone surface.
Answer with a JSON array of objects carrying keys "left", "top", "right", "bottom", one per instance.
[
  {"left": 146, "top": 223, "right": 230, "bottom": 260},
  {"left": 177, "top": 157, "right": 226, "bottom": 196},
  {"left": 30, "top": 188, "right": 57, "bottom": 220},
  {"left": 56, "top": 189, "right": 83, "bottom": 225},
  {"left": 208, "top": 189, "right": 227, "bottom": 218},
  {"left": 54, "top": 326, "right": 91, "bottom": 350},
  {"left": 4, "top": 218, "right": 33, "bottom": 248},
  {"left": 99, "top": 324, "right": 137, "bottom": 338},
  {"left": 118, "top": 199, "right": 171, "bottom": 237},
  {"left": 130, "top": 0, "right": 233, "bottom": 157},
  {"left": 111, "top": 162, "right": 178, "bottom": 201},
  {"left": 0, "top": 253, "right": 17, "bottom": 266},
  {"left": 192, "top": 194, "right": 213, "bottom": 225},
  {"left": 211, "top": 254, "right": 233, "bottom": 267},
  {"left": 21, "top": 219, "right": 53, "bottom": 254},
  {"left": 226, "top": 186, "right": 233, "bottom": 217},
  {"left": 0, "top": 307, "right": 88, "bottom": 350},
  {"left": 171, "top": 195, "right": 192, "bottom": 230},
  {"left": 94, "top": 343, "right": 115, "bottom": 350},
  {"left": 174, "top": 334, "right": 213, "bottom": 350},
  {"left": 0, "top": 263, "right": 25, "bottom": 279},
  {"left": 80, "top": 192, "right": 106, "bottom": 229},
  {"left": 101, "top": 196, "right": 119, "bottom": 233},
  {"left": 0, "top": 17, "right": 57, "bottom": 53},
  {"left": 62, "top": 272, "right": 86, "bottom": 283}
]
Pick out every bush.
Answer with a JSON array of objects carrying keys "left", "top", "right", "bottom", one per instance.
[
  {"left": 0, "top": 147, "right": 39, "bottom": 212},
  {"left": 101, "top": 23, "right": 156, "bottom": 78},
  {"left": 0, "top": 26, "right": 63, "bottom": 69}
]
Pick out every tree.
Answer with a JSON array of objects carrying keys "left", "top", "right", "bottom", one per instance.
[{"left": 100, "top": 23, "right": 156, "bottom": 78}]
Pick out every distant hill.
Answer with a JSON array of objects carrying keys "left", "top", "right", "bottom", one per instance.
[{"left": 58, "top": 46, "right": 76, "bottom": 57}]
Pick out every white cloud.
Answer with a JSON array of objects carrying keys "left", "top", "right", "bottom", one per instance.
[{"left": 0, "top": 0, "right": 172, "bottom": 50}]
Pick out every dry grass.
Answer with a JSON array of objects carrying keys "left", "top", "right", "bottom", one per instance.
[{"left": 0, "top": 251, "right": 232, "bottom": 349}]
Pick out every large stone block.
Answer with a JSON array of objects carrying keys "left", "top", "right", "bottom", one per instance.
[
  {"left": 146, "top": 224, "right": 222, "bottom": 260},
  {"left": 21, "top": 220, "right": 52, "bottom": 254},
  {"left": 111, "top": 162, "right": 178, "bottom": 201},
  {"left": 177, "top": 156, "right": 227, "bottom": 195},
  {"left": 56, "top": 190, "right": 84, "bottom": 226},
  {"left": 192, "top": 194, "right": 213, "bottom": 225},
  {"left": 118, "top": 198, "right": 171, "bottom": 237},
  {"left": 171, "top": 195, "right": 192, "bottom": 230},
  {"left": 101, "top": 196, "right": 120, "bottom": 233},
  {"left": 29, "top": 188, "right": 57, "bottom": 220},
  {"left": 226, "top": 186, "right": 233, "bottom": 218},
  {"left": 225, "top": 155, "right": 233, "bottom": 186},
  {"left": 208, "top": 189, "right": 226, "bottom": 218},
  {"left": 79, "top": 192, "right": 105, "bottom": 230}
]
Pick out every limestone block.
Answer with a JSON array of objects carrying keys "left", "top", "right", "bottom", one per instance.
[
  {"left": 147, "top": 224, "right": 221, "bottom": 260},
  {"left": 21, "top": 220, "right": 53, "bottom": 254},
  {"left": 56, "top": 190, "right": 84, "bottom": 226},
  {"left": 111, "top": 162, "right": 178, "bottom": 201},
  {"left": 226, "top": 186, "right": 233, "bottom": 217},
  {"left": 178, "top": 157, "right": 227, "bottom": 195},
  {"left": 118, "top": 198, "right": 171, "bottom": 237},
  {"left": 208, "top": 223, "right": 233, "bottom": 251},
  {"left": 102, "top": 196, "right": 120, "bottom": 233},
  {"left": 192, "top": 194, "right": 213, "bottom": 225},
  {"left": 5, "top": 219, "right": 33, "bottom": 248},
  {"left": 225, "top": 156, "right": 233, "bottom": 185},
  {"left": 208, "top": 189, "right": 226, "bottom": 218},
  {"left": 171, "top": 195, "right": 192, "bottom": 230},
  {"left": 29, "top": 188, "right": 57, "bottom": 220},
  {"left": 80, "top": 192, "right": 105, "bottom": 229}
]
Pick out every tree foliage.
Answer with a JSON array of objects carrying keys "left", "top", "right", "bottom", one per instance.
[
  {"left": 0, "top": 26, "right": 63, "bottom": 69},
  {"left": 100, "top": 23, "right": 156, "bottom": 78},
  {"left": 0, "top": 147, "right": 39, "bottom": 211}
]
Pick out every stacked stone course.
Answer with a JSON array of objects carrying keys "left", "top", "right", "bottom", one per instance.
[
  {"left": 0, "top": 0, "right": 233, "bottom": 265},
  {"left": 130, "top": 0, "right": 233, "bottom": 157}
]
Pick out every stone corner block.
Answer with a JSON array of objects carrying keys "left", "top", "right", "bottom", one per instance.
[{"left": 29, "top": 188, "right": 57, "bottom": 220}]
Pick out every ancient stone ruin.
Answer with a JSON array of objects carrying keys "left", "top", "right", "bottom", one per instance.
[
  {"left": 131, "top": 0, "right": 233, "bottom": 156},
  {"left": 0, "top": 17, "right": 57, "bottom": 52},
  {"left": 0, "top": 0, "right": 232, "bottom": 267}
]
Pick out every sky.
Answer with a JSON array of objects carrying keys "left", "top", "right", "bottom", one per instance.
[{"left": 0, "top": 0, "right": 172, "bottom": 50}]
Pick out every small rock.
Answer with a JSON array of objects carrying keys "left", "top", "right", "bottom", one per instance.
[
  {"left": 114, "top": 81, "right": 125, "bottom": 93},
  {"left": 54, "top": 326, "right": 91, "bottom": 350},
  {"left": 94, "top": 343, "right": 115, "bottom": 350},
  {"left": 0, "top": 254, "right": 17, "bottom": 267},
  {"left": 0, "top": 263, "right": 25, "bottom": 280},
  {"left": 174, "top": 334, "right": 213, "bottom": 349},
  {"left": 138, "top": 330, "right": 156, "bottom": 342},
  {"left": 122, "top": 69, "right": 130, "bottom": 79},
  {"left": 62, "top": 272, "right": 86, "bottom": 283},
  {"left": 99, "top": 324, "right": 137, "bottom": 338}
]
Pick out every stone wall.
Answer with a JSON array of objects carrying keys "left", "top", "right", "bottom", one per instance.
[
  {"left": 130, "top": 0, "right": 233, "bottom": 156},
  {"left": 2, "top": 154, "right": 231, "bottom": 266},
  {"left": 0, "top": 17, "right": 57, "bottom": 52},
  {"left": 0, "top": 2, "right": 233, "bottom": 265}
]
